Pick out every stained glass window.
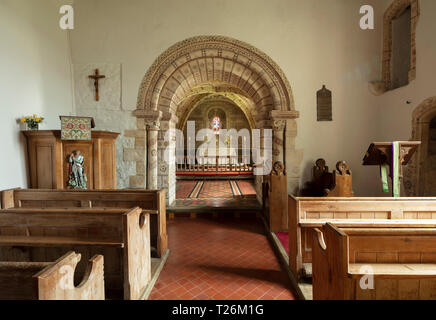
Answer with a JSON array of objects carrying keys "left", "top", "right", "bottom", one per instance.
[{"left": 212, "top": 117, "right": 220, "bottom": 135}]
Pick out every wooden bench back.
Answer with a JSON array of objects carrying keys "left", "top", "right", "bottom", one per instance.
[
  {"left": 0, "top": 261, "right": 51, "bottom": 299},
  {"left": 291, "top": 196, "right": 436, "bottom": 221},
  {"left": 0, "top": 208, "right": 141, "bottom": 243},
  {"left": 344, "top": 227, "right": 436, "bottom": 264},
  {"left": 2, "top": 189, "right": 162, "bottom": 210},
  {"left": 313, "top": 224, "right": 436, "bottom": 300},
  {"left": 1, "top": 188, "right": 167, "bottom": 258},
  {"left": 316, "top": 224, "right": 436, "bottom": 265}
]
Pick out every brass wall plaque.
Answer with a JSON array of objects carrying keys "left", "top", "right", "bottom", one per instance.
[{"left": 317, "top": 85, "right": 332, "bottom": 121}]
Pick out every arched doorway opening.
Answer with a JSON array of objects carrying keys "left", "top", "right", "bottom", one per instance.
[
  {"left": 404, "top": 96, "right": 436, "bottom": 196},
  {"left": 128, "top": 36, "right": 301, "bottom": 204},
  {"left": 175, "top": 90, "right": 256, "bottom": 202}
]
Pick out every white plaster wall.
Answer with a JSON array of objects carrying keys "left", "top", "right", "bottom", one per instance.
[
  {"left": 375, "top": 0, "right": 436, "bottom": 140},
  {"left": 0, "top": 0, "right": 73, "bottom": 190},
  {"left": 375, "top": 0, "right": 436, "bottom": 195},
  {"left": 69, "top": 0, "right": 392, "bottom": 195}
]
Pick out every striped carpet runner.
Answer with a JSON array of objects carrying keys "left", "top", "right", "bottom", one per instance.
[
  {"left": 176, "top": 180, "right": 256, "bottom": 199},
  {"left": 188, "top": 181, "right": 204, "bottom": 198},
  {"left": 229, "top": 180, "right": 242, "bottom": 196}
]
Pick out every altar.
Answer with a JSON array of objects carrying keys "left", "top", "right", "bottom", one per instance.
[{"left": 22, "top": 130, "right": 119, "bottom": 189}]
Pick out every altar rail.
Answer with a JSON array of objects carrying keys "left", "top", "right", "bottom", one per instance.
[{"left": 176, "top": 155, "right": 253, "bottom": 173}]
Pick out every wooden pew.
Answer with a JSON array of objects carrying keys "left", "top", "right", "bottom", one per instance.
[
  {"left": 1, "top": 188, "right": 167, "bottom": 258},
  {"left": 300, "top": 159, "right": 354, "bottom": 197},
  {"left": 312, "top": 223, "right": 436, "bottom": 300},
  {"left": 0, "top": 251, "right": 104, "bottom": 300},
  {"left": 289, "top": 195, "right": 436, "bottom": 278},
  {"left": 0, "top": 207, "right": 150, "bottom": 300}
]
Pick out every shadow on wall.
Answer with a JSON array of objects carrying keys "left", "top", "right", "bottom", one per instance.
[
  {"left": 299, "top": 160, "right": 317, "bottom": 196},
  {"left": 18, "top": 128, "right": 30, "bottom": 189}
]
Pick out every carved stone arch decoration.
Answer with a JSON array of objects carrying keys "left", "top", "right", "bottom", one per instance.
[
  {"left": 135, "top": 35, "right": 296, "bottom": 114},
  {"left": 128, "top": 36, "right": 301, "bottom": 203},
  {"left": 403, "top": 96, "right": 436, "bottom": 196},
  {"left": 382, "top": 0, "right": 420, "bottom": 90}
]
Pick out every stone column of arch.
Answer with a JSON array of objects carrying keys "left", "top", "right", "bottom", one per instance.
[
  {"left": 270, "top": 110, "right": 300, "bottom": 168},
  {"left": 285, "top": 118, "right": 303, "bottom": 195},
  {"left": 165, "top": 114, "right": 179, "bottom": 203},
  {"left": 135, "top": 110, "right": 162, "bottom": 190},
  {"left": 145, "top": 120, "right": 160, "bottom": 190},
  {"left": 272, "top": 120, "right": 286, "bottom": 165}
]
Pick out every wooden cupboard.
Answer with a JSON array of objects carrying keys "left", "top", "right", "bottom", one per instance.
[{"left": 22, "top": 130, "right": 119, "bottom": 189}]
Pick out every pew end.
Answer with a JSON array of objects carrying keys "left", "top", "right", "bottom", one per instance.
[
  {"left": 312, "top": 224, "right": 349, "bottom": 300},
  {"left": 34, "top": 251, "right": 105, "bottom": 300},
  {"left": 123, "top": 207, "right": 151, "bottom": 300},
  {"left": 1, "top": 188, "right": 21, "bottom": 209}
]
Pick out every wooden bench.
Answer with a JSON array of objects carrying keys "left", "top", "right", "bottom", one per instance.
[
  {"left": 0, "top": 207, "right": 150, "bottom": 300},
  {"left": 312, "top": 223, "right": 436, "bottom": 300},
  {"left": 1, "top": 188, "right": 167, "bottom": 257},
  {"left": 300, "top": 159, "right": 354, "bottom": 197},
  {"left": 289, "top": 195, "right": 436, "bottom": 278},
  {"left": 0, "top": 251, "right": 104, "bottom": 300}
]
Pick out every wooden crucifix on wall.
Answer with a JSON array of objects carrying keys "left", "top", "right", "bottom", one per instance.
[{"left": 88, "top": 69, "right": 106, "bottom": 101}]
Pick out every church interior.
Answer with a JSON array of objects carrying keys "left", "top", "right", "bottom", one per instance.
[{"left": 1, "top": 0, "right": 436, "bottom": 303}]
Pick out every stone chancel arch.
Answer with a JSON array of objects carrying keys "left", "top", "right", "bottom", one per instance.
[
  {"left": 127, "top": 36, "right": 301, "bottom": 203},
  {"left": 136, "top": 36, "right": 296, "bottom": 114}
]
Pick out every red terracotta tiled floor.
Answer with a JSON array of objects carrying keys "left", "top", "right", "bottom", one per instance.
[{"left": 149, "top": 216, "right": 296, "bottom": 300}]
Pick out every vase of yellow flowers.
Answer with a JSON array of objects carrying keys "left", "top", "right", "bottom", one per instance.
[{"left": 21, "top": 115, "right": 44, "bottom": 130}]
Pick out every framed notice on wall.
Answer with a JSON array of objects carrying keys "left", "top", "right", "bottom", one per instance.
[
  {"left": 60, "top": 116, "right": 96, "bottom": 141},
  {"left": 317, "top": 85, "right": 332, "bottom": 121}
]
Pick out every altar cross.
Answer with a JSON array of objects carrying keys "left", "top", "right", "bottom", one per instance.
[{"left": 88, "top": 69, "right": 106, "bottom": 101}]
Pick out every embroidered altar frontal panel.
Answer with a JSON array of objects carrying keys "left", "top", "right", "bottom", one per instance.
[{"left": 61, "top": 116, "right": 92, "bottom": 141}]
